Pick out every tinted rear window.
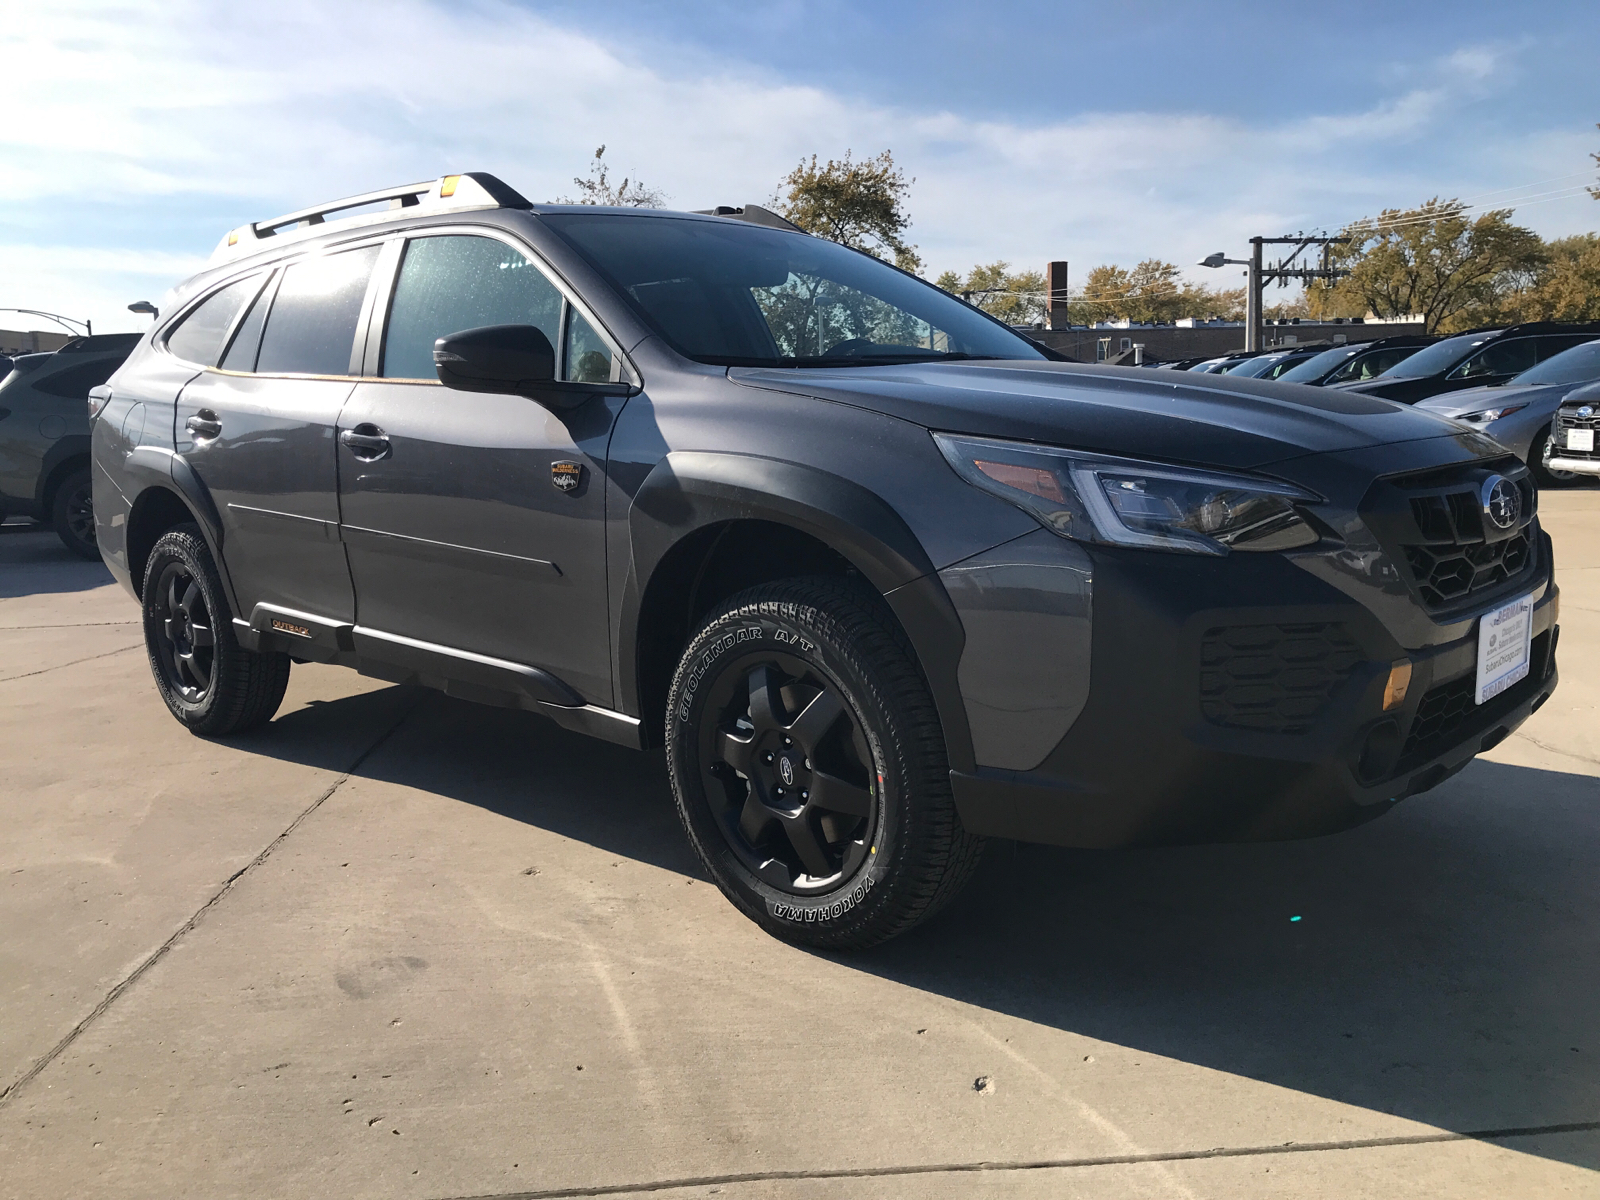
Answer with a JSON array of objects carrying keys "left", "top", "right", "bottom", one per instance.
[
  {"left": 256, "top": 247, "right": 379, "bottom": 376},
  {"left": 33, "top": 356, "right": 125, "bottom": 398},
  {"left": 165, "top": 275, "right": 261, "bottom": 366}
]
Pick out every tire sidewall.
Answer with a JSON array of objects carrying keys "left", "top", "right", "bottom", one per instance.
[
  {"left": 52, "top": 468, "right": 97, "bottom": 558},
  {"left": 141, "top": 527, "right": 234, "bottom": 731},
  {"left": 667, "top": 597, "right": 909, "bottom": 941}
]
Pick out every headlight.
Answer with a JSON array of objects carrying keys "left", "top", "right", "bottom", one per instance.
[
  {"left": 934, "top": 432, "right": 1321, "bottom": 555},
  {"left": 1457, "top": 404, "right": 1527, "bottom": 424}
]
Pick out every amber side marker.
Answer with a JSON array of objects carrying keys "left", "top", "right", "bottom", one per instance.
[{"left": 1383, "top": 660, "right": 1412, "bottom": 711}]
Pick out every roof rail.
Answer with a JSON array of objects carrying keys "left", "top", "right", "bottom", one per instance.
[
  {"left": 208, "top": 172, "right": 532, "bottom": 264},
  {"left": 691, "top": 204, "right": 805, "bottom": 234}
]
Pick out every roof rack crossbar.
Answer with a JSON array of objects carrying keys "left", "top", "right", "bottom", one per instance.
[{"left": 254, "top": 181, "right": 437, "bottom": 238}]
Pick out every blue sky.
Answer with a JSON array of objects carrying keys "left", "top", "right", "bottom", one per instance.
[{"left": 3, "top": 0, "right": 1598, "bottom": 333}]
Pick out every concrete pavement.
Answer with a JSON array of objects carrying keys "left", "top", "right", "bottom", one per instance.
[{"left": 1, "top": 499, "right": 1597, "bottom": 1199}]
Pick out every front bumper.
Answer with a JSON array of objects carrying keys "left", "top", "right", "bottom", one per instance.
[{"left": 949, "top": 537, "right": 1558, "bottom": 848}]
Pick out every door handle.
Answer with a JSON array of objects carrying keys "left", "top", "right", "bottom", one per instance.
[
  {"left": 186, "top": 409, "right": 221, "bottom": 439},
  {"left": 340, "top": 424, "right": 391, "bottom": 461}
]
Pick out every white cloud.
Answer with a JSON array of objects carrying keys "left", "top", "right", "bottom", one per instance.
[{"left": 0, "top": 0, "right": 1591, "bottom": 332}]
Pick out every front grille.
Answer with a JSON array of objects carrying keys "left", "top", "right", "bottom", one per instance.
[
  {"left": 1403, "top": 533, "right": 1531, "bottom": 608},
  {"left": 1400, "top": 630, "right": 1552, "bottom": 762},
  {"left": 1200, "top": 623, "right": 1361, "bottom": 734},
  {"left": 1361, "top": 461, "right": 1538, "bottom": 614},
  {"left": 1554, "top": 410, "right": 1600, "bottom": 461}
]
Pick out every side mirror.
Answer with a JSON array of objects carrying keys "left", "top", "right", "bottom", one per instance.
[
  {"left": 433, "top": 324, "right": 636, "bottom": 411},
  {"left": 433, "top": 324, "right": 555, "bottom": 393}
]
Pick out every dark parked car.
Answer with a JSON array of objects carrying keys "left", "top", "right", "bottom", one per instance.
[
  {"left": 1339, "top": 323, "right": 1600, "bottom": 405},
  {"left": 0, "top": 333, "right": 141, "bottom": 555},
  {"left": 1274, "top": 335, "right": 1437, "bottom": 387},
  {"left": 1222, "top": 347, "right": 1326, "bottom": 380},
  {"left": 1547, "top": 381, "right": 1600, "bottom": 479},
  {"left": 92, "top": 173, "right": 1559, "bottom": 947},
  {"left": 1418, "top": 338, "right": 1600, "bottom": 487}
]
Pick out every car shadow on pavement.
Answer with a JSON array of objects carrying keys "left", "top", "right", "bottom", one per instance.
[
  {"left": 247, "top": 684, "right": 1600, "bottom": 1171},
  {"left": 0, "top": 529, "right": 114, "bottom": 598}
]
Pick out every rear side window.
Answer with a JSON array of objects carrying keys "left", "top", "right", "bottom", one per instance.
[
  {"left": 165, "top": 275, "right": 261, "bottom": 366},
  {"left": 1449, "top": 338, "right": 1537, "bottom": 380},
  {"left": 33, "top": 356, "right": 126, "bottom": 398},
  {"left": 256, "top": 246, "right": 380, "bottom": 376},
  {"left": 381, "top": 235, "right": 563, "bottom": 380}
]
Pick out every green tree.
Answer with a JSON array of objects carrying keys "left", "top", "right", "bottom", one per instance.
[
  {"left": 773, "top": 150, "right": 922, "bottom": 273},
  {"left": 1067, "top": 260, "right": 1241, "bottom": 324},
  {"left": 1306, "top": 198, "right": 1545, "bottom": 334},
  {"left": 1500, "top": 234, "right": 1600, "bottom": 323},
  {"left": 936, "top": 261, "right": 1046, "bottom": 323},
  {"left": 558, "top": 145, "right": 665, "bottom": 207}
]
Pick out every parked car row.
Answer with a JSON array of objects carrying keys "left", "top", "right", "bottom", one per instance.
[
  {"left": 1148, "top": 322, "right": 1600, "bottom": 488},
  {"left": 0, "top": 332, "right": 141, "bottom": 555}
]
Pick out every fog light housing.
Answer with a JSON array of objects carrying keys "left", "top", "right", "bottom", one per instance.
[
  {"left": 1358, "top": 719, "right": 1403, "bottom": 783},
  {"left": 1383, "top": 660, "right": 1412, "bottom": 712}
]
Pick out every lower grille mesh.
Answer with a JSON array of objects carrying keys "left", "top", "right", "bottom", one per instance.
[{"left": 1200, "top": 623, "right": 1361, "bottom": 734}]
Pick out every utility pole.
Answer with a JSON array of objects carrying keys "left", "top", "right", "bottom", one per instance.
[
  {"left": 1201, "top": 237, "right": 1350, "bottom": 352},
  {"left": 1046, "top": 261, "right": 1069, "bottom": 330}
]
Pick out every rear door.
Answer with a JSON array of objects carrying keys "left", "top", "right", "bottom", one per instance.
[
  {"left": 175, "top": 244, "right": 380, "bottom": 635},
  {"left": 336, "top": 229, "right": 626, "bottom": 704}
]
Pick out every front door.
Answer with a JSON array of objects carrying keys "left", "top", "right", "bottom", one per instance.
[
  {"left": 337, "top": 231, "right": 624, "bottom": 705},
  {"left": 175, "top": 244, "right": 380, "bottom": 628}
]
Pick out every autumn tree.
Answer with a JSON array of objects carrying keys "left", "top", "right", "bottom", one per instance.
[
  {"left": 1066, "top": 260, "right": 1242, "bottom": 324},
  {"left": 1305, "top": 198, "right": 1544, "bottom": 334},
  {"left": 934, "top": 261, "right": 1046, "bottom": 323},
  {"left": 773, "top": 150, "right": 922, "bottom": 272},
  {"left": 558, "top": 145, "right": 665, "bottom": 207},
  {"left": 1498, "top": 234, "right": 1600, "bottom": 323}
]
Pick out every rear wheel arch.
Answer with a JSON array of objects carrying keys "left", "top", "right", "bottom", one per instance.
[
  {"left": 38, "top": 441, "right": 91, "bottom": 512},
  {"left": 127, "top": 485, "right": 209, "bottom": 595}
]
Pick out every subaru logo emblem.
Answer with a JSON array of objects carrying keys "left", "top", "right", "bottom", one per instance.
[
  {"left": 1579, "top": 405, "right": 1595, "bottom": 419},
  {"left": 1480, "top": 475, "right": 1520, "bottom": 532},
  {"left": 778, "top": 756, "right": 795, "bottom": 787}
]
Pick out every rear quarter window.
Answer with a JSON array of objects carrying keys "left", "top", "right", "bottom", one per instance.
[
  {"left": 164, "top": 275, "right": 262, "bottom": 366},
  {"left": 256, "top": 246, "right": 380, "bottom": 376}
]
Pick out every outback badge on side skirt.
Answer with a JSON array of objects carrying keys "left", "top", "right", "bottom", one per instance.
[{"left": 551, "top": 461, "right": 583, "bottom": 493}]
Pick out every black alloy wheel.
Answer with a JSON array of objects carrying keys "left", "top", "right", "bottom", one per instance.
[
  {"left": 140, "top": 524, "right": 290, "bottom": 735},
  {"left": 51, "top": 467, "right": 98, "bottom": 559},
  {"left": 701, "top": 657, "right": 877, "bottom": 893},
  {"left": 667, "top": 577, "right": 984, "bottom": 949},
  {"left": 151, "top": 560, "right": 217, "bottom": 704}
]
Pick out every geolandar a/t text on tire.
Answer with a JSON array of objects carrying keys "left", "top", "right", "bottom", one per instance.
[{"left": 91, "top": 172, "right": 1558, "bottom": 947}]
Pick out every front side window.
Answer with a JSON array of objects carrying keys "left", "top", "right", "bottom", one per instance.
[
  {"left": 382, "top": 235, "right": 564, "bottom": 380},
  {"left": 165, "top": 274, "right": 262, "bottom": 366},
  {"left": 564, "top": 309, "right": 614, "bottom": 382},
  {"left": 1449, "top": 338, "right": 1537, "bottom": 381},
  {"left": 255, "top": 246, "right": 380, "bottom": 376},
  {"left": 542, "top": 213, "right": 1044, "bottom": 368}
]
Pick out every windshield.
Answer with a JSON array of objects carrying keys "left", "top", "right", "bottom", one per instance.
[
  {"left": 1377, "top": 332, "right": 1485, "bottom": 379},
  {"left": 1277, "top": 345, "right": 1361, "bottom": 384},
  {"left": 1225, "top": 353, "right": 1292, "bottom": 378},
  {"left": 1510, "top": 339, "right": 1600, "bottom": 386},
  {"left": 540, "top": 213, "right": 1045, "bottom": 368}
]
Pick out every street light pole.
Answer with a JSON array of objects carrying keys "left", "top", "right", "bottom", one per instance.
[{"left": 1246, "top": 238, "right": 1264, "bottom": 352}]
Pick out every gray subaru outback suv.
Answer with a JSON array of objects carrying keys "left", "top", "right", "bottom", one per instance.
[{"left": 92, "top": 173, "right": 1559, "bottom": 947}]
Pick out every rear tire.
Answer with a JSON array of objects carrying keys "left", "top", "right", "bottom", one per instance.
[
  {"left": 666, "top": 576, "right": 983, "bottom": 949},
  {"left": 52, "top": 467, "right": 98, "bottom": 559},
  {"left": 141, "top": 524, "right": 289, "bottom": 735}
]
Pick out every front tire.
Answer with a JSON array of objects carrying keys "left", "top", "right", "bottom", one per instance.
[
  {"left": 1531, "top": 429, "right": 1577, "bottom": 489},
  {"left": 52, "top": 467, "right": 98, "bottom": 559},
  {"left": 141, "top": 524, "right": 290, "bottom": 735},
  {"left": 666, "top": 577, "right": 983, "bottom": 949}
]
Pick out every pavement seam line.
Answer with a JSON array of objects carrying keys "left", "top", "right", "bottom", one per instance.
[
  {"left": 0, "top": 620, "right": 141, "bottom": 630},
  {"left": 433, "top": 1119, "right": 1600, "bottom": 1200},
  {"left": 0, "top": 642, "right": 142, "bottom": 683},
  {"left": 0, "top": 693, "right": 424, "bottom": 1109}
]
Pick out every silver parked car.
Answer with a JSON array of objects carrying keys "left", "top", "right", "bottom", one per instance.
[{"left": 1416, "top": 338, "right": 1600, "bottom": 488}]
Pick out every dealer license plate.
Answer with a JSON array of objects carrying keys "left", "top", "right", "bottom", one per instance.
[
  {"left": 1567, "top": 428, "right": 1595, "bottom": 452},
  {"left": 1476, "top": 592, "right": 1534, "bottom": 705}
]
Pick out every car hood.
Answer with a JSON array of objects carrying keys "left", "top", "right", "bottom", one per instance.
[
  {"left": 1415, "top": 381, "right": 1567, "bottom": 418},
  {"left": 729, "top": 360, "right": 1470, "bottom": 471}
]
